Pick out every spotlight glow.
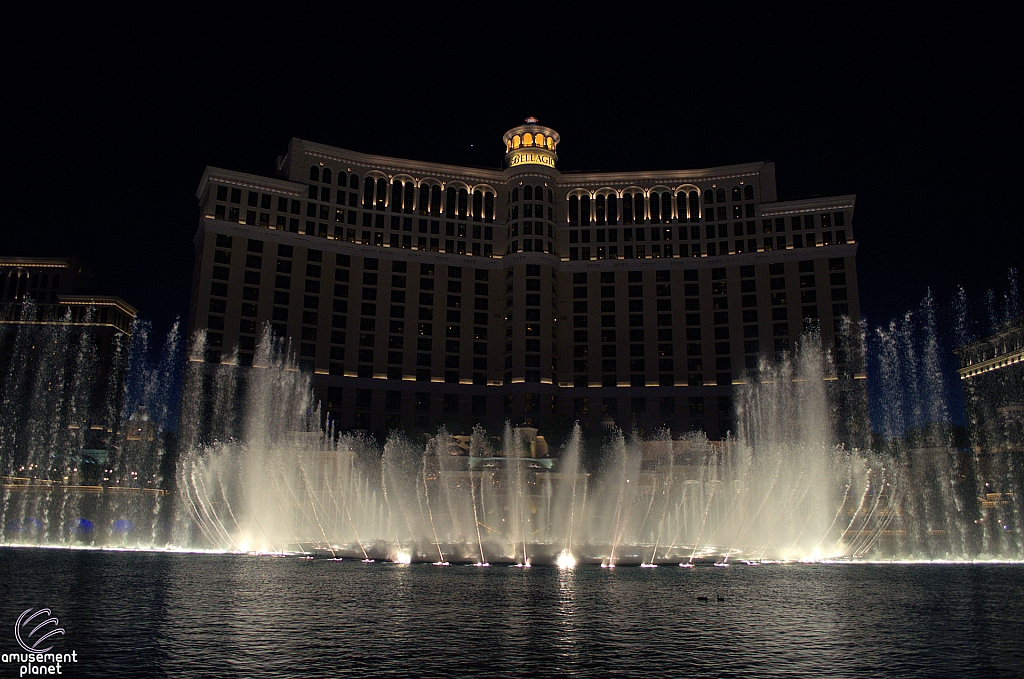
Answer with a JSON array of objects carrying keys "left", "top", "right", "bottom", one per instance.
[{"left": 556, "top": 551, "right": 576, "bottom": 569}]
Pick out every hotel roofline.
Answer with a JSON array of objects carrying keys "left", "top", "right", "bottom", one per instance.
[{"left": 202, "top": 138, "right": 792, "bottom": 197}]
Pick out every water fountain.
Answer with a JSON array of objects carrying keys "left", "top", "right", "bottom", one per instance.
[{"left": 2, "top": 272, "right": 1022, "bottom": 562}]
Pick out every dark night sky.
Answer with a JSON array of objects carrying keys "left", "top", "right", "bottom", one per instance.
[{"left": 4, "top": 6, "right": 1020, "bottom": 344}]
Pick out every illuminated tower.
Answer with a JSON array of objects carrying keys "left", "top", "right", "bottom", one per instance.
[
  {"left": 503, "top": 117, "right": 560, "bottom": 172},
  {"left": 501, "top": 119, "right": 562, "bottom": 400}
]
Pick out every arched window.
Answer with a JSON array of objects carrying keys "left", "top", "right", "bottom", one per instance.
[
  {"left": 676, "top": 191, "right": 689, "bottom": 221},
  {"left": 419, "top": 185, "right": 430, "bottom": 215},
  {"left": 523, "top": 133, "right": 533, "bottom": 146},
  {"left": 579, "top": 194, "right": 591, "bottom": 225},
  {"left": 484, "top": 192, "right": 495, "bottom": 223},
  {"left": 547, "top": 138, "right": 554, "bottom": 150},
  {"left": 349, "top": 173, "right": 359, "bottom": 189},
  {"left": 716, "top": 187, "right": 725, "bottom": 203},
  {"left": 607, "top": 194, "right": 618, "bottom": 224},
  {"left": 472, "top": 190, "right": 483, "bottom": 221},
  {"left": 309, "top": 166, "right": 320, "bottom": 182},
  {"left": 322, "top": 168, "right": 332, "bottom": 184},
  {"left": 391, "top": 181, "right": 403, "bottom": 211},
  {"left": 363, "top": 177, "right": 375, "bottom": 208},
  {"left": 622, "top": 192, "right": 635, "bottom": 224},
  {"left": 535, "top": 185, "right": 544, "bottom": 201},
  {"left": 744, "top": 184, "right": 754, "bottom": 200},
  {"left": 404, "top": 182, "right": 415, "bottom": 214},
  {"left": 634, "top": 193, "right": 645, "bottom": 222},
  {"left": 568, "top": 195, "right": 580, "bottom": 226},
  {"left": 446, "top": 187, "right": 457, "bottom": 216},
  {"left": 704, "top": 189, "right": 714, "bottom": 205},
  {"left": 511, "top": 187, "right": 519, "bottom": 203},
  {"left": 548, "top": 188, "right": 554, "bottom": 203},
  {"left": 535, "top": 133, "right": 545, "bottom": 147},
  {"left": 457, "top": 188, "right": 468, "bottom": 218},
  {"left": 431, "top": 185, "right": 442, "bottom": 216},
  {"left": 524, "top": 185, "right": 533, "bottom": 201},
  {"left": 650, "top": 193, "right": 661, "bottom": 224},
  {"left": 513, "top": 135, "right": 521, "bottom": 149},
  {"left": 732, "top": 186, "right": 741, "bottom": 202},
  {"left": 376, "top": 178, "right": 388, "bottom": 210},
  {"left": 595, "top": 195, "right": 607, "bottom": 225},
  {"left": 662, "top": 193, "right": 673, "bottom": 223},
  {"left": 689, "top": 191, "right": 700, "bottom": 222},
  {"left": 338, "top": 172, "right": 347, "bottom": 186}
]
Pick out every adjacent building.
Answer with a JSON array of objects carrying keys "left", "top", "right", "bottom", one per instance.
[
  {"left": 957, "top": 315, "right": 1024, "bottom": 517},
  {"left": 188, "top": 119, "right": 863, "bottom": 439},
  {"left": 0, "top": 256, "right": 138, "bottom": 475},
  {"left": 0, "top": 257, "right": 135, "bottom": 335}
]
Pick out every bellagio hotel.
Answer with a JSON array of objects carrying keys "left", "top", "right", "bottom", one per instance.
[{"left": 188, "top": 118, "right": 863, "bottom": 440}]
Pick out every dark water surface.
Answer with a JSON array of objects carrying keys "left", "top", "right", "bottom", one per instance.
[{"left": 1, "top": 548, "right": 1021, "bottom": 678}]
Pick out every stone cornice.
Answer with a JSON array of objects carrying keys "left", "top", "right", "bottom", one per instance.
[
  {"left": 58, "top": 295, "right": 138, "bottom": 317},
  {"left": 558, "top": 242, "right": 858, "bottom": 272},
  {"left": 291, "top": 139, "right": 506, "bottom": 185},
  {"left": 557, "top": 162, "right": 770, "bottom": 189},
  {"left": 196, "top": 167, "right": 305, "bottom": 200},
  {"left": 759, "top": 195, "right": 856, "bottom": 216}
]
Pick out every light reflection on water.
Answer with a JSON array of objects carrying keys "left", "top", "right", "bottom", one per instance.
[{"left": 1, "top": 548, "right": 1021, "bottom": 678}]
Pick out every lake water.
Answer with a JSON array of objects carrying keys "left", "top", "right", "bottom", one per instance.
[{"left": 1, "top": 548, "right": 1021, "bottom": 678}]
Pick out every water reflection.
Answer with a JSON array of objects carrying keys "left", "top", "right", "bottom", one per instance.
[{"left": 1, "top": 550, "right": 1021, "bottom": 678}]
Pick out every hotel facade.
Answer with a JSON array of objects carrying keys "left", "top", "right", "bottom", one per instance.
[{"left": 188, "top": 120, "right": 863, "bottom": 440}]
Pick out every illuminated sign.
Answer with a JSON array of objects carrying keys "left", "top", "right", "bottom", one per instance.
[{"left": 509, "top": 151, "right": 555, "bottom": 168}]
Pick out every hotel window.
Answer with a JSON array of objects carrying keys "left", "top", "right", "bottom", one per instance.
[
  {"left": 649, "top": 193, "right": 662, "bottom": 224},
  {"left": 595, "top": 195, "right": 607, "bottom": 225},
  {"left": 688, "top": 192, "right": 700, "bottom": 221},
  {"left": 484, "top": 193, "right": 495, "bottom": 222},
  {"left": 622, "top": 192, "right": 635, "bottom": 224},
  {"left": 472, "top": 190, "right": 483, "bottom": 221},
  {"left": 456, "top": 188, "right": 468, "bottom": 218}
]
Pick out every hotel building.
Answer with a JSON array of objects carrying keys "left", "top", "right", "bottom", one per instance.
[
  {"left": 957, "top": 316, "right": 1023, "bottom": 519},
  {"left": 188, "top": 119, "right": 863, "bottom": 439}
]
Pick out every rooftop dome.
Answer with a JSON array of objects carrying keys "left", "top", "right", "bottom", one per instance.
[{"left": 502, "top": 117, "right": 560, "bottom": 170}]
